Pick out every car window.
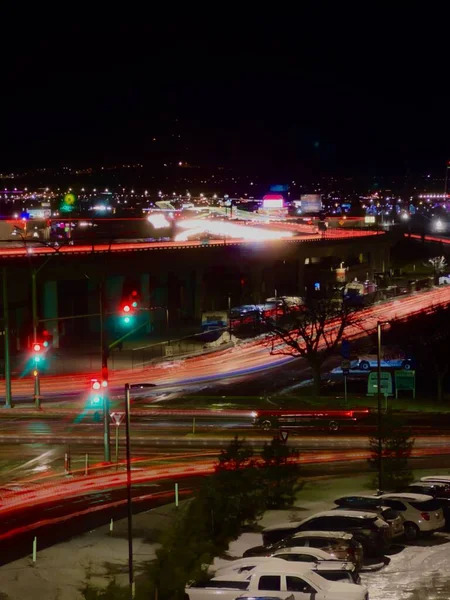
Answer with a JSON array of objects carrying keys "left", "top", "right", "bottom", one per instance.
[
  {"left": 286, "top": 576, "right": 316, "bottom": 594},
  {"left": 285, "top": 538, "right": 308, "bottom": 548},
  {"left": 408, "top": 486, "right": 426, "bottom": 495},
  {"left": 381, "top": 508, "right": 399, "bottom": 520},
  {"left": 384, "top": 499, "right": 407, "bottom": 511},
  {"left": 300, "top": 518, "right": 326, "bottom": 530},
  {"left": 277, "top": 553, "right": 315, "bottom": 562},
  {"left": 308, "top": 538, "right": 328, "bottom": 548},
  {"left": 337, "top": 496, "right": 379, "bottom": 509},
  {"left": 258, "top": 576, "right": 281, "bottom": 591},
  {"left": 332, "top": 516, "right": 360, "bottom": 529},
  {"left": 410, "top": 499, "right": 442, "bottom": 511}
]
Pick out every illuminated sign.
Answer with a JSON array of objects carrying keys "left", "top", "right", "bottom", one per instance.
[
  {"left": 262, "top": 194, "right": 284, "bottom": 209},
  {"left": 364, "top": 215, "right": 376, "bottom": 224},
  {"left": 300, "top": 194, "right": 322, "bottom": 213}
]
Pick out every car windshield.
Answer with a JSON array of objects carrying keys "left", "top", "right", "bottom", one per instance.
[{"left": 410, "top": 499, "right": 442, "bottom": 511}]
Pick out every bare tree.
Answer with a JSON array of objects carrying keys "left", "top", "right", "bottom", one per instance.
[{"left": 265, "top": 298, "right": 360, "bottom": 397}]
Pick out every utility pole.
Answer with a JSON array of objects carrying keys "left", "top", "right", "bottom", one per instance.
[
  {"left": 2, "top": 268, "right": 12, "bottom": 408},
  {"left": 377, "top": 321, "right": 383, "bottom": 492},
  {"left": 31, "top": 269, "right": 40, "bottom": 408},
  {"left": 124, "top": 383, "right": 135, "bottom": 598},
  {"left": 100, "top": 280, "right": 111, "bottom": 462}
]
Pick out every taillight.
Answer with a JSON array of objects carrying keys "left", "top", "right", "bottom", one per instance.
[{"left": 421, "top": 512, "right": 430, "bottom": 521}]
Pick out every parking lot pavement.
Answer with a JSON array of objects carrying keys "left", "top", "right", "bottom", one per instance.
[{"left": 360, "top": 533, "right": 450, "bottom": 599}]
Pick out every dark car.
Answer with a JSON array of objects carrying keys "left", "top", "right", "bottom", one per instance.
[{"left": 262, "top": 510, "right": 390, "bottom": 557}]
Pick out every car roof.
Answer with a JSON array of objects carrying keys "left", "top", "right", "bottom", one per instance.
[
  {"left": 264, "top": 522, "right": 302, "bottom": 532},
  {"left": 290, "top": 531, "right": 353, "bottom": 540},
  {"left": 420, "top": 476, "right": 450, "bottom": 483},
  {"left": 380, "top": 493, "right": 434, "bottom": 502},
  {"left": 303, "top": 510, "right": 378, "bottom": 519}
]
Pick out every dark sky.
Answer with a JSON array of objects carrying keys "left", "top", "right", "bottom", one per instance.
[{"left": 2, "top": 6, "right": 450, "bottom": 177}]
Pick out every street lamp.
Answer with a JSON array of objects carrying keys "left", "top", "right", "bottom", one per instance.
[
  {"left": 124, "top": 383, "right": 135, "bottom": 598},
  {"left": 377, "top": 320, "right": 389, "bottom": 493}
]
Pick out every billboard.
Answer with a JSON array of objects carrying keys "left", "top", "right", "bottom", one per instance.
[
  {"left": 262, "top": 194, "right": 284, "bottom": 209},
  {"left": 300, "top": 194, "right": 322, "bottom": 214}
]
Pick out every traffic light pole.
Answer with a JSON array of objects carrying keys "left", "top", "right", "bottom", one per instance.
[
  {"left": 100, "top": 281, "right": 111, "bottom": 462},
  {"left": 31, "top": 270, "right": 41, "bottom": 408},
  {"left": 2, "top": 268, "right": 12, "bottom": 408}
]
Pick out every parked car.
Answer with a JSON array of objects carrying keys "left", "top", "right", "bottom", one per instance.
[
  {"left": 262, "top": 510, "right": 391, "bottom": 556},
  {"left": 216, "top": 555, "right": 360, "bottom": 585},
  {"left": 402, "top": 483, "right": 450, "bottom": 529},
  {"left": 243, "top": 531, "right": 363, "bottom": 569},
  {"left": 355, "top": 353, "right": 412, "bottom": 371},
  {"left": 185, "top": 560, "right": 369, "bottom": 600},
  {"left": 420, "top": 475, "right": 450, "bottom": 487},
  {"left": 333, "top": 495, "right": 404, "bottom": 538},
  {"left": 379, "top": 493, "right": 445, "bottom": 540},
  {"left": 407, "top": 481, "right": 450, "bottom": 499}
]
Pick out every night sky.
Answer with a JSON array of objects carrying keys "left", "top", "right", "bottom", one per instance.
[{"left": 2, "top": 7, "right": 450, "bottom": 177}]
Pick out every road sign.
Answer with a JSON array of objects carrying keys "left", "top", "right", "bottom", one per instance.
[
  {"left": 395, "top": 370, "right": 416, "bottom": 399},
  {"left": 341, "top": 339, "right": 351, "bottom": 359},
  {"left": 110, "top": 412, "right": 125, "bottom": 426},
  {"left": 280, "top": 430, "right": 289, "bottom": 443},
  {"left": 341, "top": 359, "right": 351, "bottom": 374},
  {"left": 367, "top": 372, "right": 393, "bottom": 396}
]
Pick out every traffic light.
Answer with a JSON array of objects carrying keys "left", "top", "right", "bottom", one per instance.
[
  {"left": 88, "top": 378, "right": 108, "bottom": 408},
  {"left": 42, "top": 329, "right": 52, "bottom": 348},
  {"left": 120, "top": 290, "right": 140, "bottom": 326},
  {"left": 121, "top": 302, "right": 133, "bottom": 325},
  {"left": 131, "top": 290, "right": 139, "bottom": 308},
  {"left": 32, "top": 342, "right": 43, "bottom": 363}
]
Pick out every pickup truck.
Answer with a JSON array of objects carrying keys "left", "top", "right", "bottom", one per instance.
[{"left": 185, "top": 560, "right": 369, "bottom": 600}]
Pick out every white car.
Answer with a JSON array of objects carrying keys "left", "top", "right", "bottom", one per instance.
[
  {"left": 186, "top": 560, "right": 369, "bottom": 600},
  {"left": 380, "top": 493, "right": 445, "bottom": 540},
  {"left": 215, "top": 554, "right": 360, "bottom": 585},
  {"left": 355, "top": 354, "right": 412, "bottom": 371}
]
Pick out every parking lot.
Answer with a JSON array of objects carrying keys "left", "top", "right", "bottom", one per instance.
[{"left": 212, "top": 473, "right": 450, "bottom": 599}]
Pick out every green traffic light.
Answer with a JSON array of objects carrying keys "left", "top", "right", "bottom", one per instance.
[
  {"left": 124, "top": 316, "right": 131, "bottom": 324},
  {"left": 132, "top": 301, "right": 138, "bottom": 308}
]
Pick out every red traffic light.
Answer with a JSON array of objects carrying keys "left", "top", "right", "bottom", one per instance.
[
  {"left": 123, "top": 304, "right": 131, "bottom": 313},
  {"left": 91, "top": 379, "right": 101, "bottom": 390},
  {"left": 33, "top": 343, "right": 42, "bottom": 353}
]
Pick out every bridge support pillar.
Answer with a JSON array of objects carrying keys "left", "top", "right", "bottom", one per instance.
[
  {"left": 43, "top": 281, "right": 59, "bottom": 349},
  {"left": 297, "top": 259, "right": 306, "bottom": 298}
]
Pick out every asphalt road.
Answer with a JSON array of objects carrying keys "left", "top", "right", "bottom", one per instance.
[{"left": 2, "top": 453, "right": 450, "bottom": 568}]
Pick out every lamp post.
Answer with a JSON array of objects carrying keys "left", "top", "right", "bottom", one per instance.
[{"left": 124, "top": 383, "right": 135, "bottom": 598}]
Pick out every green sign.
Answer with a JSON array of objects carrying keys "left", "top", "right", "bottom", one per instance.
[
  {"left": 367, "top": 372, "right": 393, "bottom": 396},
  {"left": 395, "top": 370, "right": 416, "bottom": 398},
  {"left": 60, "top": 192, "right": 77, "bottom": 213}
]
